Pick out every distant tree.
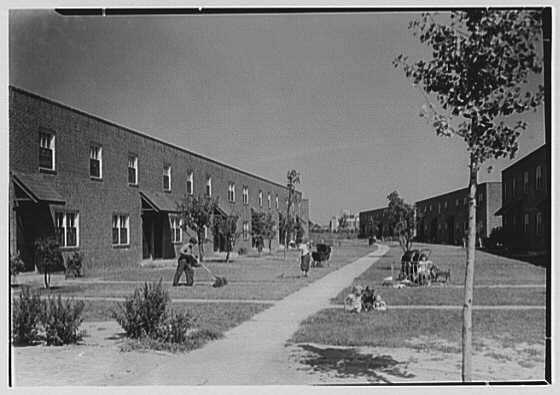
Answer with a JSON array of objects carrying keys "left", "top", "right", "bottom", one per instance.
[
  {"left": 338, "top": 214, "right": 349, "bottom": 233},
  {"left": 283, "top": 170, "right": 301, "bottom": 259},
  {"left": 251, "top": 210, "right": 266, "bottom": 254},
  {"left": 394, "top": 10, "right": 545, "bottom": 381},
  {"left": 214, "top": 212, "right": 241, "bottom": 263},
  {"left": 263, "top": 213, "right": 277, "bottom": 252},
  {"left": 385, "top": 191, "right": 416, "bottom": 253},
  {"left": 178, "top": 195, "right": 217, "bottom": 262},
  {"left": 294, "top": 217, "right": 305, "bottom": 244},
  {"left": 34, "top": 236, "right": 63, "bottom": 289}
]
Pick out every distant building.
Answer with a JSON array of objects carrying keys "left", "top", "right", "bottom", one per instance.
[
  {"left": 329, "top": 216, "right": 338, "bottom": 232},
  {"left": 415, "top": 182, "right": 502, "bottom": 245},
  {"left": 359, "top": 207, "right": 390, "bottom": 239},
  {"left": 496, "top": 145, "right": 548, "bottom": 252}
]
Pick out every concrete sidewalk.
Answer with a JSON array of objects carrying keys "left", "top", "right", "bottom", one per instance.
[{"left": 115, "top": 244, "right": 390, "bottom": 385}]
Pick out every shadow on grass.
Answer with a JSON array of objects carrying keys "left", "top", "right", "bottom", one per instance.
[
  {"left": 480, "top": 248, "right": 549, "bottom": 268},
  {"left": 297, "top": 344, "right": 414, "bottom": 383}
]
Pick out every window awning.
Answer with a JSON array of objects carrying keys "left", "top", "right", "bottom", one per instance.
[
  {"left": 140, "top": 191, "right": 180, "bottom": 213},
  {"left": 495, "top": 197, "right": 524, "bottom": 216},
  {"left": 12, "top": 171, "right": 65, "bottom": 204}
]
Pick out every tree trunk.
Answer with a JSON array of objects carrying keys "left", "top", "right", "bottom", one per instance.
[
  {"left": 197, "top": 231, "right": 204, "bottom": 262},
  {"left": 462, "top": 155, "right": 478, "bottom": 382}
]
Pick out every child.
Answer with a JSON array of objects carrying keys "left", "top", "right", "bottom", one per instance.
[
  {"left": 300, "top": 240, "right": 311, "bottom": 277},
  {"left": 344, "top": 285, "right": 363, "bottom": 313}
]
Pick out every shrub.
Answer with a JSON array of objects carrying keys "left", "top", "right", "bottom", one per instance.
[
  {"left": 34, "top": 236, "right": 63, "bottom": 288},
  {"left": 42, "top": 295, "right": 86, "bottom": 346},
  {"left": 158, "top": 311, "right": 195, "bottom": 344},
  {"left": 65, "top": 252, "right": 83, "bottom": 279},
  {"left": 12, "top": 287, "right": 43, "bottom": 345},
  {"left": 112, "top": 280, "right": 169, "bottom": 339},
  {"left": 10, "top": 251, "right": 25, "bottom": 278}
]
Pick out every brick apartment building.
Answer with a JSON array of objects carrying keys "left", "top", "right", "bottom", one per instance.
[
  {"left": 415, "top": 182, "right": 502, "bottom": 245},
  {"left": 495, "top": 145, "right": 548, "bottom": 252},
  {"left": 9, "top": 87, "right": 308, "bottom": 271},
  {"left": 359, "top": 207, "right": 390, "bottom": 239}
]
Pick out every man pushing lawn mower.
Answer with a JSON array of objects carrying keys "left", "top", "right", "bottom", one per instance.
[{"left": 172, "top": 238, "right": 227, "bottom": 288}]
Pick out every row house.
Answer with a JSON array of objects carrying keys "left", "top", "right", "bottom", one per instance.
[{"left": 9, "top": 87, "right": 308, "bottom": 271}]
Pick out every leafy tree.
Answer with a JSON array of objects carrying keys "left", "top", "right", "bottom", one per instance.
[
  {"left": 394, "top": 9, "right": 544, "bottom": 381},
  {"left": 178, "top": 195, "right": 217, "bottom": 261},
  {"left": 213, "top": 212, "right": 240, "bottom": 263},
  {"left": 34, "top": 236, "right": 63, "bottom": 289},
  {"left": 294, "top": 217, "right": 305, "bottom": 244},
  {"left": 283, "top": 170, "right": 301, "bottom": 259},
  {"left": 251, "top": 209, "right": 266, "bottom": 254},
  {"left": 263, "top": 213, "right": 277, "bottom": 252},
  {"left": 385, "top": 191, "right": 415, "bottom": 253},
  {"left": 338, "top": 214, "right": 349, "bottom": 233}
]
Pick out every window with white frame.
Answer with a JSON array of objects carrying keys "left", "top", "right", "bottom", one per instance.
[
  {"left": 90, "top": 145, "right": 102, "bottom": 179},
  {"left": 536, "top": 166, "right": 543, "bottom": 190},
  {"left": 186, "top": 172, "right": 194, "bottom": 195},
  {"left": 242, "top": 186, "right": 249, "bottom": 205},
  {"left": 243, "top": 221, "right": 249, "bottom": 241},
  {"left": 536, "top": 212, "right": 543, "bottom": 234},
  {"left": 54, "top": 211, "right": 79, "bottom": 248},
  {"left": 206, "top": 177, "right": 212, "bottom": 196},
  {"left": 275, "top": 195, "right": 279, "bottom": 209},
  {"left": 268, "top": 193, "right": 271, "bottom": 209},
  {"left": 523, "top": 171, "right": 529, "bottom": 193},
  {"left": 258, "top": 191, "right": 263, "bottom": 207},
  {"left": 170, "top": 216, "right": 182, "bottom": 243},
  {"left": 112, "top": 214, "right": 129, "bottom": 245},
  {"left": 128, "top": 155, "right": 138, "bottom": 185},
  {"left": 39, "top": 132, "right": 55, "bottom": 170},
  {"left": 228, "top": 183, "right": 236, "bottom": 202},
  {"left": 163, "top": 165, "right": 171, "bottom": 191},
  {"left": 523, "top": 213, "right": 529, "bottom": 233}
]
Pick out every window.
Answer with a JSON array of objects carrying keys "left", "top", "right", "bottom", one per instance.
[
  {"left": 268, "top": 193, "right": 271, "bottom": 209},
  {"left": 429, "top": 204, "right": 432, "bottom": 212},
  {"left": 463, "top": 197, "right": 467, "bottom": 206},
  {"left": 523, "top": 213, "right": 529, "bottom": 233},
  {"left": 478, "top": 193, "right": 483, "bottom": 203},
  {"left": 438, "top": 203, "right": 441, "bottom": 214},
  {"left": 536, "top": 166, "right": 543, "bottom": 190},
  {"left": 54, "top": 211, "right": 79, "bottom": 248},
  {"left": 512, "top": 178, "right": 517, "bottom": 196},
  {"left": 39, "top": 132, "right": 55, "bottom": 170},
  {"left": 275, "top": 195, "right": 279, "bottom": 209},
  {"left": 89, "top": 145, "right": 102, "bottom": 179},
  {"left": 523, "top": 171, "right": 529, "bottom": 193},
  {"left": 243, "top": 221, "right": 249, "bottom": 241},
  {"left": 259, "top": 191, "right": 263, "bottom": 207},
  {"left": 186, "top": 172, "right": 194, "bottom": 195},
  {"left": 536, "top": 212, "right": 543, "bottom": 234},
  {"left": 128, "top": 155, "right": 138, "bottom": 185},
  {"left": 242, "top": 186, "right": 249, "bottom": 205},
  {"left": 163, "top": 165, "right": 171, "bottom": 191},
  {"left": 112, "top": 214, "right": 129, "bottom": 245},
  {"left": 444, "top": 201, "right": 448, "bottom": 210},
  {"left": 170, "top": 216, "right": 182, "bottom": 243},
  {"left": 228, "top": 183, "right": 236, "bottom": 202},
  {"left": 206, "top": 177, "right": 212, "bottom": 196},
  {"left": 456, "top": 199, "right": 459, "bottom": 207}
]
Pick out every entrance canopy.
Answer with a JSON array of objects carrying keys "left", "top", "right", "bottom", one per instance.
[
  {"left": 12, "top": 171, "right": 65, "bottom": 204},
  {"left": 495, "top": 197, "right": 524, "bottom": 216},
  {"left": 140, "top": 190, "right": 180, "bottom": 213}
]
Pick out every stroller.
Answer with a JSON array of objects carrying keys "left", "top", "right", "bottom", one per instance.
[{"left": 311, "top": 243, "right": 332, "bottom": 267}]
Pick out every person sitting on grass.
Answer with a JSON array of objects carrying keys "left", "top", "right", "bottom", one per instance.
[{"left": 172, "top": 238, "right": 200, "bottom": 287}]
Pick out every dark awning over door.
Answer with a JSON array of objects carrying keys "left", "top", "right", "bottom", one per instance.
[{"left": 12, "top": 172, "right": 65, "bottom": 204}]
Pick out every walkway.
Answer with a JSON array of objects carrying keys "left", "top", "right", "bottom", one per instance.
[{"left": 114, "top": 244, "right": 391, "bottom": 385}]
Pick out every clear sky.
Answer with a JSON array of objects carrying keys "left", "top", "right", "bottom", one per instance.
[{"left": 9, "top": 10, "right": 545, "bottom": 224}]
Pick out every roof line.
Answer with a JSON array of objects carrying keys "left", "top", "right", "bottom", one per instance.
[
  {"left": 502, "top": 145, "right": 546, "bottom": 172},
  {"left": 10, "top": 86, "right": 296, "bottom": 192},
  {"left": 415, "top": 181, "right": 499, "bottom": 204}
]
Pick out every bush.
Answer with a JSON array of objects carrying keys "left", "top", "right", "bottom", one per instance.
[
  {"left": 65, "top": 252, "right": 83, "bottom": 279},
  {"left": 12, "top": 287, "right": 43, "bottom": 345},
  {"left": 158, "top": 311, "right": 195, "bottom": 344},
  {"left": 42, "top": 295, "right": 86, "bottom": 346},
  {"left": 112, "top": 280, "right": 169, "bottom": 339},
  {"left": 10, "top": 252, "right": 25, "bottom": 278}
]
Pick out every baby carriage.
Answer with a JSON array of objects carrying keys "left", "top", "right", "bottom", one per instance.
[{"left": 311, "top": 243, "right": 332, "bottom": 267}]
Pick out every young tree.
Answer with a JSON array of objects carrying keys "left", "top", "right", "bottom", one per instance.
[
  {"left": 251, "top": 209, "right": 266, "bottom": 255},
  {"left": 283, "top": 170, "right": 301, "bottom": 259},
  {"left": 178, "top": 195, "right": 217, "bottom": 262},
  {"left": 386, "top": 191, "right": 415, "bottom": 253},
  {"left": 394, "top": 10, "right": 544, "bottom": 381},
  {"left": 338, "top": 214, "right": 349, "bottom": 233},
  {"left": 34, "top": 236, "right": 63, "bottom": 289},
  {"left": 214, "top": 212, "right": 240, "bottom": 263},
  {"left": 263, "top": 213, "right": 277, "bottom": 252}
]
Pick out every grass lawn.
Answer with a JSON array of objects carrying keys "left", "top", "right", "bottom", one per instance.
[
  {"left": 332, "top": 285, "right": 545, "bottom": 306},
  {"left": 290, "top": 308, "right": 546, "bottom": 351},
  {"left": 15, "top": 241, "right": 376, "bottom": 301},
  {"left": 80, "top": 300, "right": 272, "bottom": 333}
]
